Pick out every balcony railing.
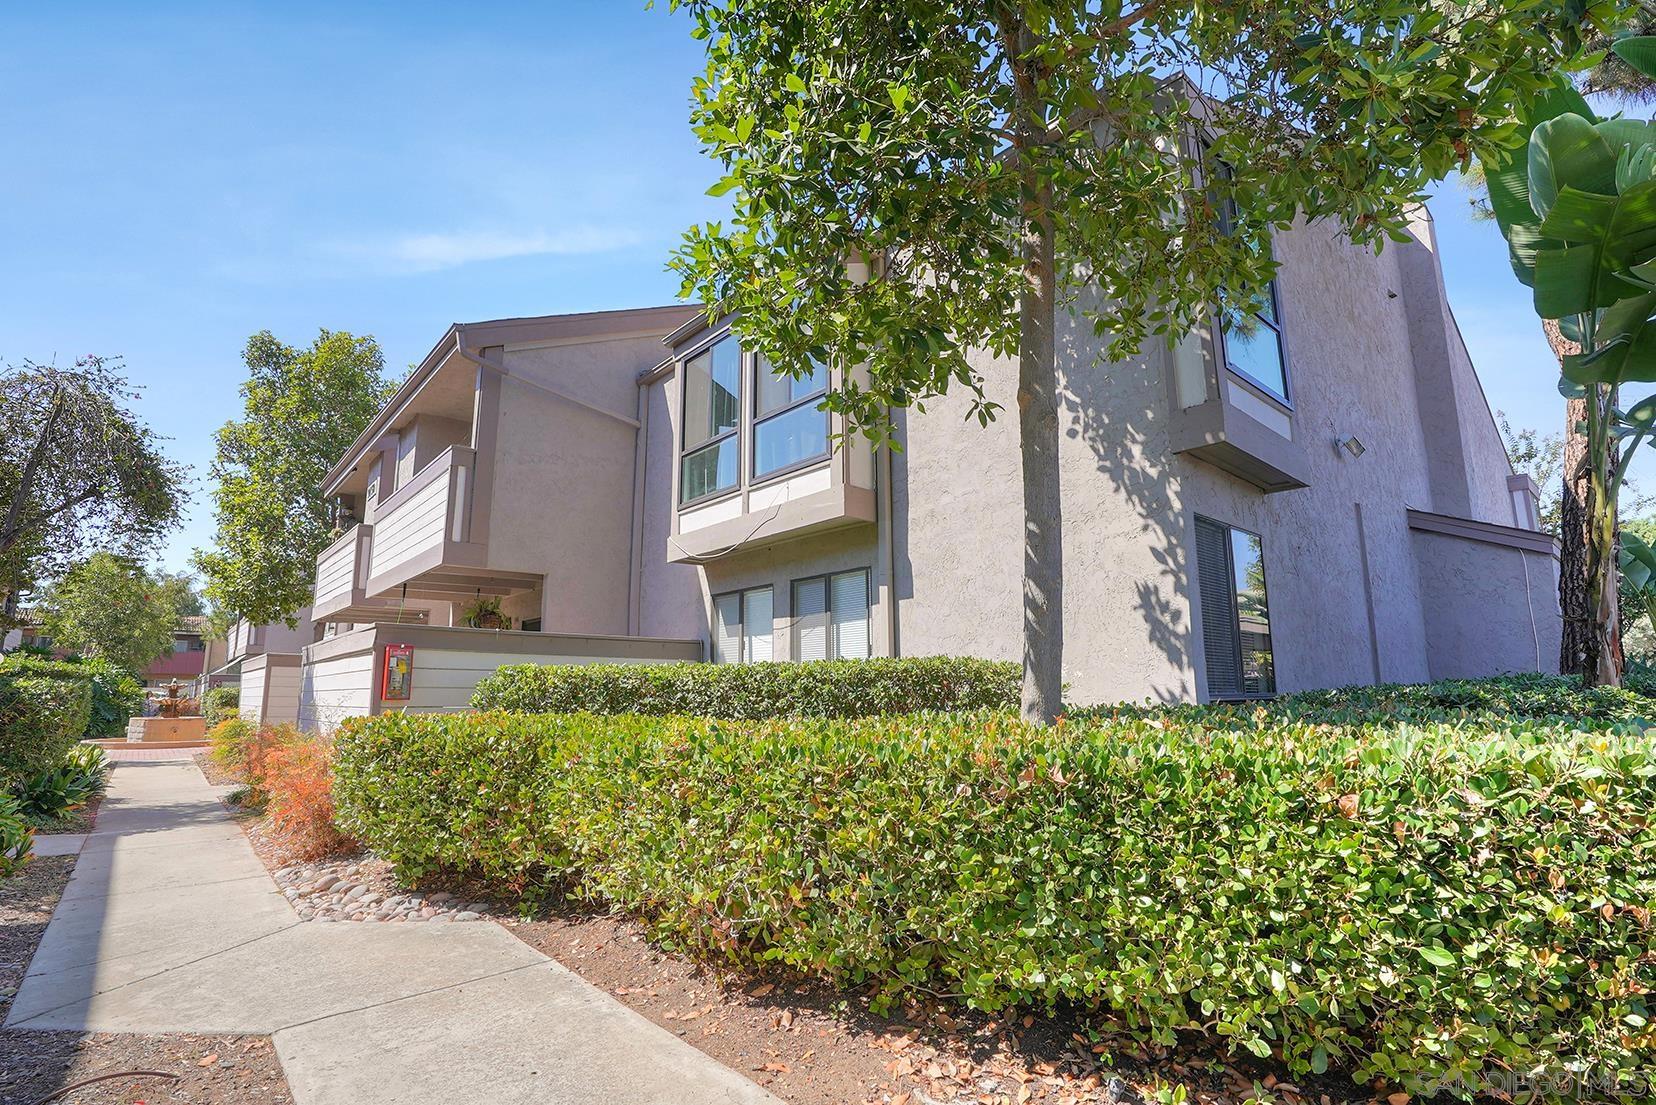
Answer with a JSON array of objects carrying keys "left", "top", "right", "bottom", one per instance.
[
  {"left": 363, "top": 446, "right": 475, "bottom": 589},
  {"left": 312, "top": 523, "right": 372, "bottom": 620}
]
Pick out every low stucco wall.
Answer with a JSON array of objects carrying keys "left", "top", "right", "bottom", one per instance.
[{"left": 1410, "top": 524, "right": 1561, "bottom": 681}]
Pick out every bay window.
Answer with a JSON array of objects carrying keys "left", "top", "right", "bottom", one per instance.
[
  {"left": 753, "top": 355, "right": 829, "bottom": 479},
  {"left": 681, "top": 336, "right": 742, "bottom": 504}
]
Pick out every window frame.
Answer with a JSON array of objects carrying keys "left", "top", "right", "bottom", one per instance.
[
  {"left": 679, "top": 334, "right": 745, "bottom": 508},
  {"left": 1206, "top": 151, "right": 1293, "bottom": 409},
  {"left": 1194, "top": 515, "right": 1276, "bottom": 702},
  {"left": 751, "top": 355, "right": 831, "bottom": 484},
  {"left": 711, "top": 584, "right": 774, "bottom": 664},
  {"left": 789, "top": 568, "right": 872, "bottom": 661}
]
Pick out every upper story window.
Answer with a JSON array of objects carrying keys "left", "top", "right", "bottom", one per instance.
[
  {"left": 1194, "top": 516, "right": 1275, "bottom": 699},
  {"left": 681, "top": 336, "right": 742, "bottom": 504},
  {"left": 753, "top": 355, "right": 829, "bottom": 480},
  {"left": 1212, "top": 159, "right": 1289, "bottom": 405}
]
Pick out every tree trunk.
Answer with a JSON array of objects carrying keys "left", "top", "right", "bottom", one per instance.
[
  {"left": 1587, "top": 380, "right": 1624, "bottom": 686},
  {"left": 1017, "top": 182, "right": 1063, "bottom": 724},
  {"left": 1544, "top": 319, "right": 1594, "bottom": 677},
  {"left": 1007, "top": 15, "right": 1064, "bottom": 724}
]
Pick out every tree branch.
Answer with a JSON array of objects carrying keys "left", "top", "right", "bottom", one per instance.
[
  {"left": 1059, "top": 0, "right": 1164, "bottom": 65},
  {"left": 0, "top": 382, "right": 65, "bottom": 554}
]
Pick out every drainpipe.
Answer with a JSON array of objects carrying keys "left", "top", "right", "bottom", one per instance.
[
  {"left": 627, "top": 378, "right": 650, "bottom": 637},
  {"left": 879, "top": 412, "right": 900, "bottom": 659}
]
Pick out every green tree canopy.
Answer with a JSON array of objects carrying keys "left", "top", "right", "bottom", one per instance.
[
  {"left": 40, "top": 553, "right": 193, "bottom": 675},
  {"left": 0, "top": 357, "right": 188, "bottom": 621},
  {"left": 194, "top": 330, "right": 394, "bottom": 629},
  {"left": 669, "top": 0, "right": 1613, "bottom": 719}
]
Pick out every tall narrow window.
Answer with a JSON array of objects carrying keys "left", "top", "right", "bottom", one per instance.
[
  {"left": 1211, "top": 158, "right": 1289, "bottom": 404},
  {"left": 1194, "top": 517, "right": 1275, "bottom": 699},
  {"left": 753, "top": 355, "right": 829, "bottom": 479},
  {"left": 681, "top": 336, "right": 742, "bottom": 504},
  {"left": 791, "top": 569, "right": 871, "bottom": 661},
  {"left": 713, "top": 586, "right": 773, "bottom": 663}
]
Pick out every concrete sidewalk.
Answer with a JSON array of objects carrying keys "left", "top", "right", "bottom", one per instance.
[{"left": 6, "top": 757, "right": 777, "bottom": 1105}]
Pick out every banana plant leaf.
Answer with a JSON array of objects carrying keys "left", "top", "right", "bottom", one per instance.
[
  {"left": 1532, "top": 180, "right": 1656, "bottom": 319},
  {"left": 1562, "top": 293, "right": 1656, "bottom": 384},
  {"left": 1483, "top": 81, "right": 1595, "bottom": 286},
  {"left": 1612, "top": 36, "right": 1656, "bottom": 81}
]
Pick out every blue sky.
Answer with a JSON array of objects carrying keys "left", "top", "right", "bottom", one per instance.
[{"left": 1, "top": 3, "right": 1608, "bottom": 578}]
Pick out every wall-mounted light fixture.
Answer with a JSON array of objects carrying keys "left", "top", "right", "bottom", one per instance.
[{"left": 1336, "top": 435, "right": 1366, "bottom": 459}]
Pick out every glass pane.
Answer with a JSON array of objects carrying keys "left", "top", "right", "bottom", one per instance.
[
  {"left": 713, "top": 594, "right": 741, "bottom": 664},
  {"left": 756, "top": 355, "right": 828, "bottom": 417},
  {"left": 830, "top": 570, "right": 870, "bottom": 660},
  {"left": 1222, "top": 301, "right": 1287, "bottom": 401},
  {"left": 680, "top": 438, "right": 738, "bottom": 502},
  {"left": 1229, "top": 530, "right": 1274, "bottom": 695},
  {"left": 754, "top": 403, "right": 828, "bottom": 478},
  {"left": 743, "top": 588, "right": 773, "bottom": 662},
  {"left": 792, "top": 578, "right": 828, "bottom": 662},
  {"left": 684, "top": 338, "right": 741, "bottom": 450}
]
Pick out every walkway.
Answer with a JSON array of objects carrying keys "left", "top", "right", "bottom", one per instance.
[{"left": 5, "top": 755, "right": 777, "bottom": 1105}]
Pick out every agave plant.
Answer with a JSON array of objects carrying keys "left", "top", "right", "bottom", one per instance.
[{"left": 1482, "top": 36, "right": 1656, "bottom": 685}]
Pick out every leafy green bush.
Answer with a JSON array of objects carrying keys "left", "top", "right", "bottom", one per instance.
[
  {"left": 337, "top": 708, "right": 1656, "bottom": 1098},
  {"left": 1075, "top": 672, "right": 1655, "bottom": 727},
  {"left": 201, "top": 686, "right": 240, "bottom": 728},
  {"left": 208, "top": 717, "right": 255, "bottom": 771},
  {"left": 0, "top": 793, "right": 32, "bottom": 876},
  {"left": 13, "top": 744, "right": 109, "bottom": 822},
  {"left": 471, "top": 657, "right": 1020, "bottom": 718},
  {"left": 70, "top": 657, "right": 144, "bottom": 739},
  {"left": 0, "top": 657, "right": 93, "bottom": 782}
]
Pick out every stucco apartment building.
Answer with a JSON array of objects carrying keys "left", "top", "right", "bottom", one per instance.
[{"left": 297, "top": 207, "right": 1559, "bottom": 726}]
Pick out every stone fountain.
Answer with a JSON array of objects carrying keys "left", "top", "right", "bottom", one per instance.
[{"left": 122, "top": 679, "right": 210, "bottom": 745}]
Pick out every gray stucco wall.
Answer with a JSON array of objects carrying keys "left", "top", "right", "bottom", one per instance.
[
  {"left": 1411, "top": 529, "right": 1560, "bottom": 679},
  {"left": 888, "top": 210, "right": 1544, "bottom": 706},
  {"left": 638, "top": 375, "right": 712, "bottom": 642}
]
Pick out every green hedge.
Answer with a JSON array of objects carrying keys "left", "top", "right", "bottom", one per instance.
[
  {"left": 335, "top": 708, "right": 1656, "bottom": 1096},
  {"left": 201, "top": 686, "right": 240, "bottom": 728},
  {"left": 1076, "top": 672, "right": 1656, "bottom": 727},
  {"left": 73, "top": 657, "right": 144, "bottom": 739},
  {"left": 470, "top": 657, "right": 1021, "bottom": 718},
  {"left": 0, "top": 657, "right": 94, "bottom": 781}
]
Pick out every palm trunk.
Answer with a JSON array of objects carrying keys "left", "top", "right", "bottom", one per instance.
[
  {"left": 1007, "top": 14, "right": 1064, "bottom": 724},
  {"left": 1586, "top": 378, "right": 1624, "bottom": 686},
  {"left": 1544, "top": 319, "right": 1594, "bottom": 677}
]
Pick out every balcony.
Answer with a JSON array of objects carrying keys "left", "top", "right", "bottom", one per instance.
[{"left": 313, "top": 446, "right": 540, "bottom": 621}]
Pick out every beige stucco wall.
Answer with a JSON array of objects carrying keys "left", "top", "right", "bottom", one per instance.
[
  {"left": 1411, "top": 529, "right": 1560, "bottom": 680},
  {"left": 484, "top": 334, "right": 670, "bottom": 636},
  {"left": 638, "top": 376, "right": 709, "bottom": 641}
]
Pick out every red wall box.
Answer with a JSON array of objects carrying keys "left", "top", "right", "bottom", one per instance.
[{"left": 381, "top": 643, "right": 414, "bottom": 701}]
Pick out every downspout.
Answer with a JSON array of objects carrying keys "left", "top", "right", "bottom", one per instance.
[
  {"left": 628, "top": 378, "right": 650, "bottom": 636},
  {"left": 879, "top": 413, "right": 900, "bottom": 659}
]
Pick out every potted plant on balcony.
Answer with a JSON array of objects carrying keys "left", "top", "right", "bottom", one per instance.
[{"left": 461, "top": 596, "right": 512, "bottom": 630}]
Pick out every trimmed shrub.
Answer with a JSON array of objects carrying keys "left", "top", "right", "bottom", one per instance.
[
  {"left": 337, "top": 709, "right": 1656, "bottom": 1097},
  {"left": 0, "top": 658, "right": 93, "bottom": 782},
  {"left": 1076, "top": 672, "right": 1656, "bottom": 728},
  {"left": 201, "top": 686, "right": 240, "bottom": 728},
  {"left": 471, "top": 657, "right": 1020, "bottom": 718},
  {"left": 263, "top": 739, "right": 353, "bottom": 860}
]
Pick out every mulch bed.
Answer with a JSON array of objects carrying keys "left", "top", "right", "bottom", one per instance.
[
  {"left": 504, "top": 906, "right": 1382, "bottom": 1105},
  {"left": 189, "top": 753, "right": 237, "bottom": 788},
  {"left": 0, "top": 792, "right": 293, "bottom": 1105}
]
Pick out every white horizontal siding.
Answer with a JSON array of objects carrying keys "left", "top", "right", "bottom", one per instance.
[
  {"left": 238, "top": 666, "right": 267, "bottom": 723},
  {"left": 367, "top": 478, "right": 448, "bottom": 578},
  {"left": 314, "top": 535, "right": 360, "bottom": 605},
  {"left": 264, "top": 665, "right": 302, "bottom": 727},
  {"left": 393, "top": 648, "right": 686, "bottom": 716},
  {"left": 298, "top": 652, "right": 375, "bottom": 734}
]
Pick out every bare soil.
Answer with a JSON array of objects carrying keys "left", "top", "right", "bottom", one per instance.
[
  {"left": 189, "top": 753, "right": 236, "bottom": 788},
  {"left": 504, "top": 905, "right": 1382, "bottom": 1105},
  {"left": 26, "top": 795, "right": 103, "bottom": 837},
  {"left": 0, "top": 806, "right": 292, "bottom": 1105}
]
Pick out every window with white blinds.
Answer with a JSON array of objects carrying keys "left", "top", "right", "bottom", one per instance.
[
  {"left": 712, "top": 586, "right": 773, "bottom": 664},
  {"left": 791, "top": 569, "right": 871, "bottom": 661},
  {"left": 1194, "top": 516, "right": 1275, "bottom": 700}
]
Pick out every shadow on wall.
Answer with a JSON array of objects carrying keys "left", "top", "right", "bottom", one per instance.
[{"left": 1055, "top": 308, "right": 1193, "bottom": 705}]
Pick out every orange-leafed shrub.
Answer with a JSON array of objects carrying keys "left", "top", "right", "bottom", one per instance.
[
  {"left": 263, "top": 738, "right": 353, "bottom": 860},
  {"left": 241, "top": 723, "right": 303, "bottom": 803}
]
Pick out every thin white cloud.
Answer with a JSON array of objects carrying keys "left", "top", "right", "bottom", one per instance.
[{"left": 322, "top": 225, "right": 645, "bottom": 274}]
